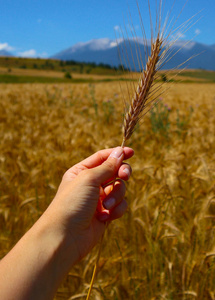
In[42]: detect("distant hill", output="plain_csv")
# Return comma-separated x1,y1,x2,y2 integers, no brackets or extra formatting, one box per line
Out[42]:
51,38,215,71
210,44,215,51
0,56,215,84
0,50,12,57
0,56,119,75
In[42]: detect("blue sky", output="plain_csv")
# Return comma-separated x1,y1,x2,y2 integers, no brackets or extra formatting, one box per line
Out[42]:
0,0,214,58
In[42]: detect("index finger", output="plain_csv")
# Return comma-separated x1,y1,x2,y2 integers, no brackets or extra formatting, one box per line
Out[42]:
78,147,134,169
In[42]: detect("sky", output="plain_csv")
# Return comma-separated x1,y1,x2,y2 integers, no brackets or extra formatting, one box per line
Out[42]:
0,0,215,58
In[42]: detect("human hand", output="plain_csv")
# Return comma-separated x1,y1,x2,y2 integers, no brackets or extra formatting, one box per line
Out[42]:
43,147,134,264
0,147,134,300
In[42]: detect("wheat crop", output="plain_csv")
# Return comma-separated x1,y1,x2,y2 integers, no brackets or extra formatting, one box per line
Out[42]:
0,82,215,299
1,1,215,299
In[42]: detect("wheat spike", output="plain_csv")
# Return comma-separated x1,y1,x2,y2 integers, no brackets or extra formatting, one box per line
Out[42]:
122,36,163,146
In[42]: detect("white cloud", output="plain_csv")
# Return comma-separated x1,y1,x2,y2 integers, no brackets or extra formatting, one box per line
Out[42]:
17,49,48,58
110,41,117,48
195,29,201,35
171,31,186,41
176,32,186,39
39,52,48,57
114,24,139,35
0,42,14,51
18,49,37,57
72,38,116,51
114,25,120,32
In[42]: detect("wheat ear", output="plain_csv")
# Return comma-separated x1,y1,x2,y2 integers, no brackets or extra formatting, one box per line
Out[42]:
122,36,163,146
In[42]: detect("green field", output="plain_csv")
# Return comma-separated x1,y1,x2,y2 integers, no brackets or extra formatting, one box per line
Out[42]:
0,56,123,75
0,57,215,84
179,70,215,82
0,73,128,84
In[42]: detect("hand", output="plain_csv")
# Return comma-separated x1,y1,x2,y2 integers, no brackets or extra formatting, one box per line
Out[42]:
43,147,134,263
0,147,134,300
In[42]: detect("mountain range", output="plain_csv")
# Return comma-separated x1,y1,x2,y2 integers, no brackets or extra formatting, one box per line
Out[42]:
1,38,215,71
0,49,12,57
52,38,215,71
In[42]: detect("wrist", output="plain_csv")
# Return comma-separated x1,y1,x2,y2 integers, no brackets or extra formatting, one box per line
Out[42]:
34,211,80,274
0,211,79,300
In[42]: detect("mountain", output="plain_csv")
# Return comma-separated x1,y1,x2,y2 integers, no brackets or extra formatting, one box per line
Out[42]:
0,49,12,57
210,44,215,51
52,38,121,66
52,38,215,71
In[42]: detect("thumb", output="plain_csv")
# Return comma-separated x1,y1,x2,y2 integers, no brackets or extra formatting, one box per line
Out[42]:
93,147,124,185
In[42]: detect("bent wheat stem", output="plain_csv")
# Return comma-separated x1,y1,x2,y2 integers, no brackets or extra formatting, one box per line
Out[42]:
86,223,107,300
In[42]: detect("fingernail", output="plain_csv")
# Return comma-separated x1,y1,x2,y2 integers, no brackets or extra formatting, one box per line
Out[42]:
103,197,115,210
98,213,109,222
123,168,130,177
110,147,123,159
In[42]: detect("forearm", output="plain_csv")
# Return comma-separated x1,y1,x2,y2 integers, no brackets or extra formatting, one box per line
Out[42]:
0,213,77,300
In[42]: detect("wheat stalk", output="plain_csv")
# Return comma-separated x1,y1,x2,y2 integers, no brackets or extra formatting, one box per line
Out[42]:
86,35,164,300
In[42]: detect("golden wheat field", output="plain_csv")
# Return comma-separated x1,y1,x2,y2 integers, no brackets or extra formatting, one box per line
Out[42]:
0,81,215,299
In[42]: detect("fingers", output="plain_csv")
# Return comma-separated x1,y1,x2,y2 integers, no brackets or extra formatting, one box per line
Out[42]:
91,147,134,186
65,147,134,182
101,163,132,192
92,147,124,185
118,163,132,181
103,180,126,210
76,147,134,170
97,199,128,222
97,180,128,222
109,199,128,221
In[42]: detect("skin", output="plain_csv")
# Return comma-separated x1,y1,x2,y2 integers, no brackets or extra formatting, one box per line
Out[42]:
0,147,134,300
